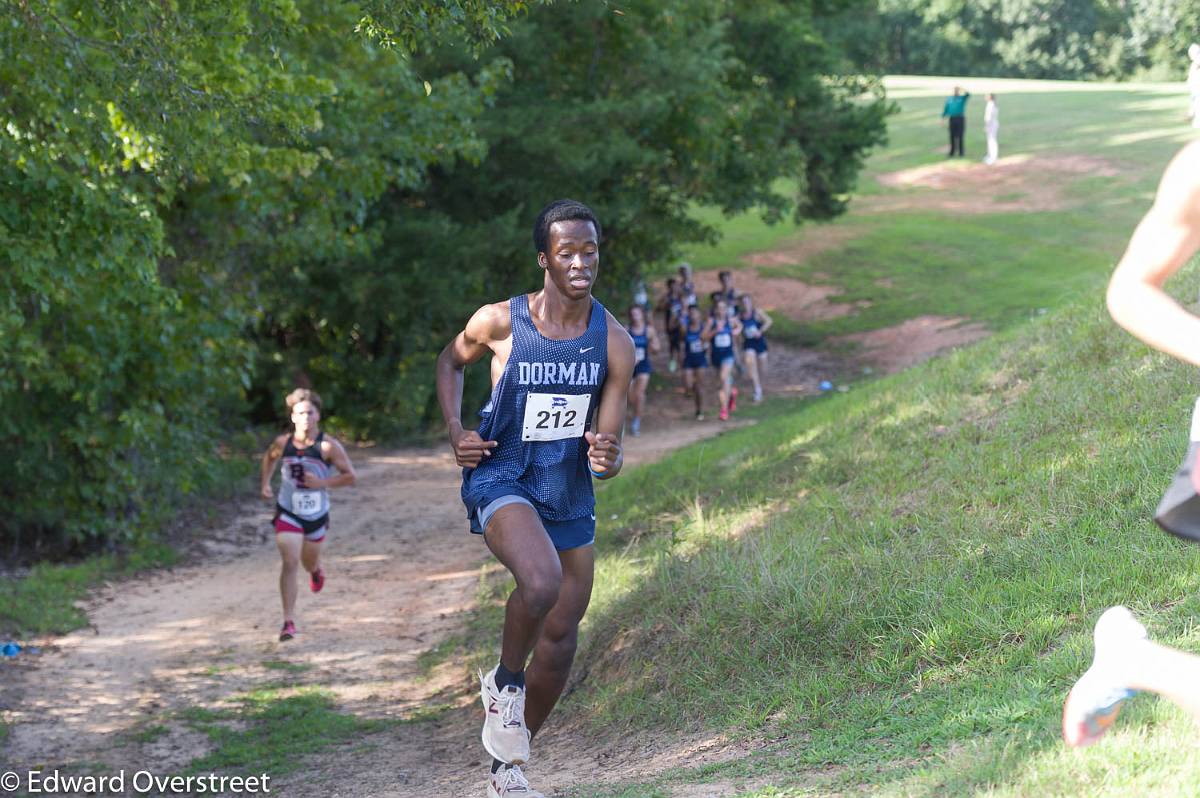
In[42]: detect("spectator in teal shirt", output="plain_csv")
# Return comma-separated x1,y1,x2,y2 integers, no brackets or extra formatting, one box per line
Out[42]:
942,86,970,157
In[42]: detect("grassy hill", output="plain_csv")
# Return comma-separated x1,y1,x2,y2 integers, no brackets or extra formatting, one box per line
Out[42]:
566,77,1200,795
675,76,1195,347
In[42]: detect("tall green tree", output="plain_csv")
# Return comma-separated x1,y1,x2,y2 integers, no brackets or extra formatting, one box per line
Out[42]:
2,0,542,550
252,0,892,435
843,0,1199,80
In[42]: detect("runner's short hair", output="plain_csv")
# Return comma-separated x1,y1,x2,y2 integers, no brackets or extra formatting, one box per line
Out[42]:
533,200,601,254
286,388,322,413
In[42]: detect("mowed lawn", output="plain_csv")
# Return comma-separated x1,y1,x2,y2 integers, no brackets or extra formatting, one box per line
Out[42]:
563,77,1200,796
677,75,1195,347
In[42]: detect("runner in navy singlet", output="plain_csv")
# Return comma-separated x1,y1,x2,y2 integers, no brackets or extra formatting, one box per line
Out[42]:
719,271,746,384
704,297,743,421
682,304,708,421
678,262,698,309
435,200,635,798
259,389,356,642
656,277,684,373
627,304,660,437
718,270,740,319
738,293,773,403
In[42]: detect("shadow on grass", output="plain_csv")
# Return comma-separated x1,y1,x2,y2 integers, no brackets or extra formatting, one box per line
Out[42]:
569,292,1200,795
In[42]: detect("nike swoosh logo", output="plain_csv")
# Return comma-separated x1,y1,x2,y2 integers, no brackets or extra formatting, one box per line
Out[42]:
580,346,595,353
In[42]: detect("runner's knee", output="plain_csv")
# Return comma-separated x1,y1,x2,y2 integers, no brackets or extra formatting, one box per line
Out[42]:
518,570,563,618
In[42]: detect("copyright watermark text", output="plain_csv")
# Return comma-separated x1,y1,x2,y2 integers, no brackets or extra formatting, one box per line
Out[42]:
1,770,271,795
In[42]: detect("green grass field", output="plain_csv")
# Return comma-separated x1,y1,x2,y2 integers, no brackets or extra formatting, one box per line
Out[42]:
561,76,1200,796
677,75,1195,349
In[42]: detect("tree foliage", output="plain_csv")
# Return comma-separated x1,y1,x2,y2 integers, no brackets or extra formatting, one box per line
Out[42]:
253,0,891,436
5,0,886,551
2,0,539,550
837,0,1200,80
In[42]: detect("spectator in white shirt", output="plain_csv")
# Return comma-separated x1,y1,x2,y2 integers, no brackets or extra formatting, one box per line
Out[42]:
983,94,999,165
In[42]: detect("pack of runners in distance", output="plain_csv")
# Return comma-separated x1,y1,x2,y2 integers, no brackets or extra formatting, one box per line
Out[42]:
632,263,774,431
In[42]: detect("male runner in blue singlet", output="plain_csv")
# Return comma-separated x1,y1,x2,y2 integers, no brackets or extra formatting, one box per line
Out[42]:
436,200,635,798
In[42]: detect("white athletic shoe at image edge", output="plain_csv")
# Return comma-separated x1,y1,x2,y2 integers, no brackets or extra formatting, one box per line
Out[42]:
480,666,531,765
488,765,544,798
1062,605,1147,748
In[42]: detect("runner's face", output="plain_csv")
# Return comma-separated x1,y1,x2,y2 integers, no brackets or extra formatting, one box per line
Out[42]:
540,220,598,300
292,401,319,433
741,295,753,313
630,306,643,326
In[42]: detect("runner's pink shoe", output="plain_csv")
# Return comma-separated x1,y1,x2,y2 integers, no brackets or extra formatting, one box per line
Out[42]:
730,387,738,412
310,568,325,593
279,620,297,642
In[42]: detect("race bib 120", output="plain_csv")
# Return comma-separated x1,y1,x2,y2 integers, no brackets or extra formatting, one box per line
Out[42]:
292,490,321,516
522,392,591,442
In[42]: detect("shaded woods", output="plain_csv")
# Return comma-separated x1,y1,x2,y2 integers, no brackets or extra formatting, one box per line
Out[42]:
3,0,887,550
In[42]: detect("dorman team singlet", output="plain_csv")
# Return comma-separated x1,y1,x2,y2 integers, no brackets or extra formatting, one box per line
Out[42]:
629,325,651,376
277,432,331,525
462,294,609,524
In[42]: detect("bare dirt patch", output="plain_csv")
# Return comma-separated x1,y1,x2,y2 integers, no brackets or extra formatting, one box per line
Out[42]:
834,315,991,373
0,424,759,795
872,153,1121,214
693,267,854,324
739,224,860,269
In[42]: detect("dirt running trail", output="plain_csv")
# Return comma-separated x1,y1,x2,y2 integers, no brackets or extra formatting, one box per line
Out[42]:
0,415,768,796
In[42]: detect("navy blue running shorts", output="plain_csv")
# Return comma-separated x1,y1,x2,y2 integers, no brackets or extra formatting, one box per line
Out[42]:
471,494,595,551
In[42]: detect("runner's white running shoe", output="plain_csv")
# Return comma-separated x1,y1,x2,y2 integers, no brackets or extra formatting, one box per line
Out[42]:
487,765,543,798
480,666,530,764
1062,605,1147,747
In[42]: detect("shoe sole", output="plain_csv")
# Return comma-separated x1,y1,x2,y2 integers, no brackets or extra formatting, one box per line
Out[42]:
480,674,529,765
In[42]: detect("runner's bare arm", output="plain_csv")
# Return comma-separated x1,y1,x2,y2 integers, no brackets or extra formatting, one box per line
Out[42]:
436,302,508,467
700,317,716,342
1108,141,1200,367
647,324,661,354
730,316,743,337
260,433,289,499
585,316,636,480
312,439,357,489
757,308,773,334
